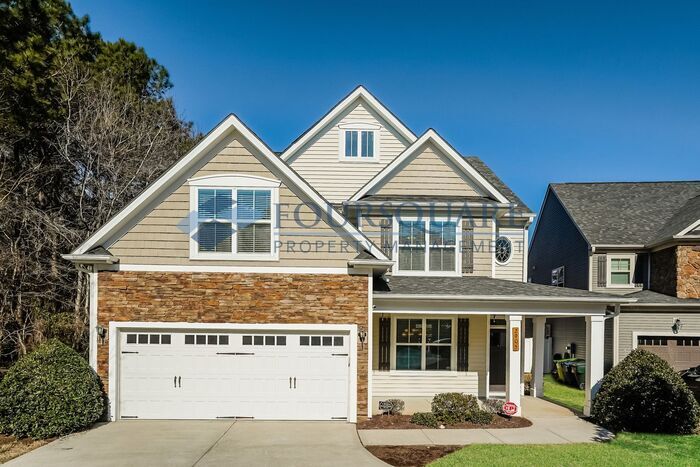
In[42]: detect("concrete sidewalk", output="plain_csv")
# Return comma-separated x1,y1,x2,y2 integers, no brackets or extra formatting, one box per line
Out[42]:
359,397,614,446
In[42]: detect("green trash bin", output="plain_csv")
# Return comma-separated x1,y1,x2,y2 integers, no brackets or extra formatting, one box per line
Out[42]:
573,361,586,390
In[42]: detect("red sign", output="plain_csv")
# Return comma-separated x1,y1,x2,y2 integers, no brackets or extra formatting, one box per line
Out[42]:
502,401,518,416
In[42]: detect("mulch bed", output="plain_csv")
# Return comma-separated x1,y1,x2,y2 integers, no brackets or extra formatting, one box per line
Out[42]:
357,414,532,430
0,434,52,464
366,445,462,467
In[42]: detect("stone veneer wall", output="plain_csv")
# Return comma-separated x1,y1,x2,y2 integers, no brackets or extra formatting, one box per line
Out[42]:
677,246,700,299
650,247,677,296
97,271,369,416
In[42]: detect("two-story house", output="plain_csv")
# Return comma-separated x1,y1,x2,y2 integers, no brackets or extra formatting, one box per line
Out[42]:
529,182,700,373
64,87,630,422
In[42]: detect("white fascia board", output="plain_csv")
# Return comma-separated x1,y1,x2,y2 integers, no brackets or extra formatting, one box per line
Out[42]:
350,130,510,204
62,254,118,264
591,244,646,250
373,293,636,304
281,86,416,162
676,218,700,237
621,302,700,308
70,114,389,261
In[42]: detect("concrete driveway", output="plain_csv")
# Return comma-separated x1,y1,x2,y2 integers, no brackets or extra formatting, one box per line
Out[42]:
7,421,386,467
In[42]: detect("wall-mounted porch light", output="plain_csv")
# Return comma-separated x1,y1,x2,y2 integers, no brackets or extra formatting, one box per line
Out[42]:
358,327,367,350
672,318,683,334
96,325,107,344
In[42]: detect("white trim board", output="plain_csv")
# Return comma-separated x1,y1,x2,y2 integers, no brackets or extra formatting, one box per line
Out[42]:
118,264,351,274
281,86,416,162
349,129,510,204
69,114,389,262
108,321,358,422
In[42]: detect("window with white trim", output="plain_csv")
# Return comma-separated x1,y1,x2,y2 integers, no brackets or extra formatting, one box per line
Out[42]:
395,318,453,371
607,254,635,287
189,175,279,260
341,129,377,160
396,219,458,275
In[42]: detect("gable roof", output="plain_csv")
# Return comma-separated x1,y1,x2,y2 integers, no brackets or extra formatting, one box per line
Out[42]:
350,129,522,208
69,114,389,261
280,86,416,162
550,181,700,247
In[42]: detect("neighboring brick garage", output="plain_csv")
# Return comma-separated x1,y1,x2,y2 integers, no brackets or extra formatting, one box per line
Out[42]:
97,271,369,418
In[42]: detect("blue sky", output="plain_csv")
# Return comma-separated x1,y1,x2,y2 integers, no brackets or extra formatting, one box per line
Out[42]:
71,1,700,213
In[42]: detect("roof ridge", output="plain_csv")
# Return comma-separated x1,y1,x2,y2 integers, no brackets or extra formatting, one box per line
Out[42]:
552,180,700,185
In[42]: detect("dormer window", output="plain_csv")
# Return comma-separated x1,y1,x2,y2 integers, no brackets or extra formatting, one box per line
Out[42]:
339,124,380,161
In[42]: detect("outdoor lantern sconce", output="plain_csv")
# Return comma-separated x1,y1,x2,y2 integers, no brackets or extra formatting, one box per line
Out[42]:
672,319,683,334
96,325,107,345
358,328,367,350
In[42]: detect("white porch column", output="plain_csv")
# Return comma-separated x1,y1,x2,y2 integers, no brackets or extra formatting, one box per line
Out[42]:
506,315,522,416
532,317,546,398
584,314,605,416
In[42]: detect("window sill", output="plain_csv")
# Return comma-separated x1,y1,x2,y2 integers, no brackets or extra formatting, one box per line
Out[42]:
189,254,280,262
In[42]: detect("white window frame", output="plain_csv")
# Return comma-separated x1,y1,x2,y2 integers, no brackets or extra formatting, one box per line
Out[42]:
338,122,381,162
606,253,636,288
393,216,462,276
391,316,457,371
494,235,513,265
188,174,280,261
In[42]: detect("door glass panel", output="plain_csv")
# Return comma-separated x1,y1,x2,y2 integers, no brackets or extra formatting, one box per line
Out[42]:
322,336,332,346
185,335,195,345
218,335,229,345
196,335,206,345
300,336,309,346
126,334,136,344
253,336,263,345
265,336,275,345
276,336,286,346
149,334,160,344
311,336,321,346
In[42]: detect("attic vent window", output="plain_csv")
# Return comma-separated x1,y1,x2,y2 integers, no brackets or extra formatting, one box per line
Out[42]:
495,236,512,264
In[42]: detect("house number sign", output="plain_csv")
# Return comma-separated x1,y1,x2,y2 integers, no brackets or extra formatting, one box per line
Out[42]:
512,327,520,351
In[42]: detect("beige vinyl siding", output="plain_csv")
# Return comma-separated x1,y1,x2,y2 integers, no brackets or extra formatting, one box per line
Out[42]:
359,215,493,277
494,226,525,282
108,133,360,267
371,313,488,408
373,142,483,198
590,253,643,295
618,311,700,361
549,317,586,359
288,101,410,203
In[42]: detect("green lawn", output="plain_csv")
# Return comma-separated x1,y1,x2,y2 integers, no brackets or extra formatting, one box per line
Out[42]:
430,375,700,466
542,373,585,414
430,432,700,466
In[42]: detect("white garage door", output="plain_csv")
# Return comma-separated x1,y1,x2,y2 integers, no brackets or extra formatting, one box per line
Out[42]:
118,328,350,420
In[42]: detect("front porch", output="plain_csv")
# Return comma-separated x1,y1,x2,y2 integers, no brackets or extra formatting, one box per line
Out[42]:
368,275,635,418
369,312,606,417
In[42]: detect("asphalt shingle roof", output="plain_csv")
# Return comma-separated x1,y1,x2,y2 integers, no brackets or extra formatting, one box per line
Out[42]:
623,290,700,305
551,181,700,246
374,275,625,300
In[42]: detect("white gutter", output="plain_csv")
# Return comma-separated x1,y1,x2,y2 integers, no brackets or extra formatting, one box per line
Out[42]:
621,302,700,308
591,244,645,253
374,293,637,304
347,259,394,268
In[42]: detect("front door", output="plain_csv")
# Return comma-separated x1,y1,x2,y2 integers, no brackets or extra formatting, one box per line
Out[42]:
489,329,506,386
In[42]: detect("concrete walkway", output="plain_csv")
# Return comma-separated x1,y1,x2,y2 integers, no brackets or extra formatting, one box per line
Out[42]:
8,420,386,467
359,397,614,446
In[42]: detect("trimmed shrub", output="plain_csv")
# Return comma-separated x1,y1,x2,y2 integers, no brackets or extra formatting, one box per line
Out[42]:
383,399,405,415
410,412,439,428
0,339,105,439
468,410,494,425
481,398,505,415
431,393,480,424
592,349,700,434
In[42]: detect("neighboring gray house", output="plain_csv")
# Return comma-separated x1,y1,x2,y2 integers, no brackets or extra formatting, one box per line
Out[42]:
529,181,700,372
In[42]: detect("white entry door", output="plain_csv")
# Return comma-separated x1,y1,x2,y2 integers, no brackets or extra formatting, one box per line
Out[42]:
118,328,351,420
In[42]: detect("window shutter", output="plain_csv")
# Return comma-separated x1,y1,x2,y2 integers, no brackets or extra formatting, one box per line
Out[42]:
380,217,393,260
457,318,469,371
461,220,474,274
597,255,607,287
378,317,391,371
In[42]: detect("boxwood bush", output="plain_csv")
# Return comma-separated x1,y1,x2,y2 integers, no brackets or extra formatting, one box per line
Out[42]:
0,339,105,439
410,412,439,428
430,392,493,425
592,349,700,434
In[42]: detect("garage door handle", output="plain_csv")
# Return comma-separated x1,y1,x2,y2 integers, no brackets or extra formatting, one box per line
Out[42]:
289,377,292,389
293,377,296,389
174,376,177,388
178,376,181,388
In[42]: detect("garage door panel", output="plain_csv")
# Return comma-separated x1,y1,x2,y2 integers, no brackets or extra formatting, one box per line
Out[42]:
638,335,700,371
118,328,351,421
